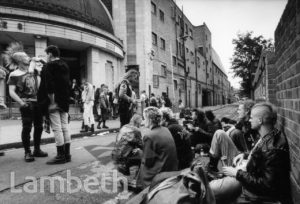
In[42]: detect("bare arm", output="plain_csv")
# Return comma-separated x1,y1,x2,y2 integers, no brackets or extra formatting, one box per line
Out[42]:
9,85,26,106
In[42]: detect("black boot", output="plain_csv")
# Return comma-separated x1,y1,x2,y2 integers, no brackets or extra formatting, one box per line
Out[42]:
46,146,66,165
33,127,48,157
102,121,109,129
97,121,101,129
64,143,71,162
207,155,219,172
81,121,85,130
33,149,48,157
80,125,89,133
90,124,95,133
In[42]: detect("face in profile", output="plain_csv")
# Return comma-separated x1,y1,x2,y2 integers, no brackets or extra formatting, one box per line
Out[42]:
249,108,261,130
143,113,151,128
237,104,246,120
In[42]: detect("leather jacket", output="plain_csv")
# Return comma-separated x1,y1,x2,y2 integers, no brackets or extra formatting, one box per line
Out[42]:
236,129,291,203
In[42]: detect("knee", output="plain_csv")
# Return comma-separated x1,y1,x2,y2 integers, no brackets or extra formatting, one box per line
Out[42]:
214,130,228,141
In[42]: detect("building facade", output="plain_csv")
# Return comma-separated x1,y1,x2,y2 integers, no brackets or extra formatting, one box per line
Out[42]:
0,0,125,104
113,0,231,108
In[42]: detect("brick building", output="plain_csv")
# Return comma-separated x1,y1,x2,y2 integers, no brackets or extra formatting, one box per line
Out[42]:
254,0,300,202
113,0,231,108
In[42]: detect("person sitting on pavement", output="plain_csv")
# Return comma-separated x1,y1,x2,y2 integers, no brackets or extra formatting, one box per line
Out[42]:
188,109,215,150
137,107,178,189
205,110,222,132
205,100,255,177
220,117,237,132
210,102,291,204
112,114,143,176
160,107,194,170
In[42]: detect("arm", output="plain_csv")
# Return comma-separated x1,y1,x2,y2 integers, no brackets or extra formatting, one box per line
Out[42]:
45,64,56,104
9,85,27,107
100,94,108,109
142,136,156,168
85,84,94,102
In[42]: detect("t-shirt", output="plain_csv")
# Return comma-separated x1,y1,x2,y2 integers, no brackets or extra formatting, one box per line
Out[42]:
7,69,39,100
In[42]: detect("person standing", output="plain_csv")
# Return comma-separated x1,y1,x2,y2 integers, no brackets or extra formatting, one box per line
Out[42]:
80,79,95,133
117,79,133,127
43,45,71,165
94,86,102,129
99,84,109,129
6,42,48,162
149,93,157,107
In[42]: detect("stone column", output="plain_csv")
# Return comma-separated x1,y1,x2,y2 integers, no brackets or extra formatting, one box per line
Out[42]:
86,47,104,88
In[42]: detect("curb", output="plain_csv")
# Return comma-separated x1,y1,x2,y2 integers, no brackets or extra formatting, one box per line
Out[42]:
0,128,120,151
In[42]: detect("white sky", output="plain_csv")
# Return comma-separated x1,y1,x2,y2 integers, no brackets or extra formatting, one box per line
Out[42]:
176,0,287,89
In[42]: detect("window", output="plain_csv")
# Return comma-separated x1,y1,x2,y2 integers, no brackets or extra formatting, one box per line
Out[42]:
160,38,166,50
185,23,188,34
159,10,164,22
180,78,185,89
174,80,178,90
176,40,179,55
189,29,193,38
151,2,157,15
152,32,157,45
161,65,167,77
172,56,177,66
186,47,189,53
153,75,159,88
190,51,194,56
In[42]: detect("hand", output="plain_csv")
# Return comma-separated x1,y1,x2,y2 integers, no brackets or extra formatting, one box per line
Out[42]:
132,148,142,156
20,101,28,108
222,166,238,177
233,153,244,167
48,103,58,113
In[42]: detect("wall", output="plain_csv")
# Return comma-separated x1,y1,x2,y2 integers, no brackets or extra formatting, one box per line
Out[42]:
274,0,300,202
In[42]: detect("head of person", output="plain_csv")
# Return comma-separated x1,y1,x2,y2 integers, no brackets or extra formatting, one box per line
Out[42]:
249,102,277,131
101,84,108,93
72,79,76,84
160,107,174,126
45,45,60,62
192,109,206,124
129,114,143,128
4,42,30,70
237,100,255,121
81,78,87,86
143,107,162,129
151,93,155,97
178,99,182,104
141,90,146,94
205,110,215,121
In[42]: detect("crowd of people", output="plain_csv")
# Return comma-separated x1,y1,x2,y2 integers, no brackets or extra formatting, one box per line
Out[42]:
113,100,291,204
1,41,292,203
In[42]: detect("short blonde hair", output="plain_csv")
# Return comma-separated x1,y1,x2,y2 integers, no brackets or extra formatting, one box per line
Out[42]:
143,106,162,125
160,107,174,121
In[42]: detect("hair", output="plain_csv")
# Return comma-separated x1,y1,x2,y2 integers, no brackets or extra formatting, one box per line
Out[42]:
221,117,236,125
3,42,26,70
129,113,143,128
143,106,162,126
151,93,155,97
160,107,174,121
240,100,255,119
45,45,60,57
192,108,206,124
252,102,277,126
205,110,215,121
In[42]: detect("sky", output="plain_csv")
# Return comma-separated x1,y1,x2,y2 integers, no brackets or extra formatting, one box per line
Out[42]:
176,0,287,89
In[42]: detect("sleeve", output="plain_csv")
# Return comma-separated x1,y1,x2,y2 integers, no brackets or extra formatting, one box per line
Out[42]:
7,74,17,85
100,94,107,109
85,84,94,101
236,149,288,194
119,86,132,103
230,129,247,152
45,64,55,94
142,136,157,168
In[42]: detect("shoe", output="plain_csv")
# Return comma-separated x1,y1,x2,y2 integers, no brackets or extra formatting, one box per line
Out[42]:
80,125,89,133
46,146,66,165
97,123,101,129
33,149,48,157
64,143,71,163
25,153,35,162
90,124,95,133
102,125,109,129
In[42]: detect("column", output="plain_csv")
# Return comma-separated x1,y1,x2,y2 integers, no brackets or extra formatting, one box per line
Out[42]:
35,37,47,60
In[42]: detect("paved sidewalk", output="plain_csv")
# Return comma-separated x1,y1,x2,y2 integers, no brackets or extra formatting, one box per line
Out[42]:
0,119,120,147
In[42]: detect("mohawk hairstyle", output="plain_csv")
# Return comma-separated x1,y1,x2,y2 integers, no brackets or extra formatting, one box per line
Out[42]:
3,42,25,71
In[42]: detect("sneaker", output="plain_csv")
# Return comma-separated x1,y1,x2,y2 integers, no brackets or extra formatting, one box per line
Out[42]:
33,149,48,157
25,153,35,162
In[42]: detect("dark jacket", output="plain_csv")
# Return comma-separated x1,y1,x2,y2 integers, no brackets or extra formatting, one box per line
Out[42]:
138,126,178,189
167,119,193,170
37,66,49,116
236,129,291,203
45,59,70,112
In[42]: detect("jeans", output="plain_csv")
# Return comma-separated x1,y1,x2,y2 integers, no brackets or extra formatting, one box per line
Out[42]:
83,102,95,126
209,129,239,166
20,102,43,153
49,110,70,146
210,176,242,204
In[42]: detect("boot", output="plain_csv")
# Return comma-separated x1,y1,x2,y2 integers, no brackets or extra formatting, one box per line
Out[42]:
90,124,95,133
33,149,48,157
64,143,71,162
97,121,101,129
102,121,109,129
205,155,222,181
81,121,85,130
46,146,66,165
80,125,89,133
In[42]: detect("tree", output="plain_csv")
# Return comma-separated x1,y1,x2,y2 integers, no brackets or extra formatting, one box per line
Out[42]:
231,31,273,97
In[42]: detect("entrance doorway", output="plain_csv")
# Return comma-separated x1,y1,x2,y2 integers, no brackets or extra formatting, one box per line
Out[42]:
60,49,81,85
